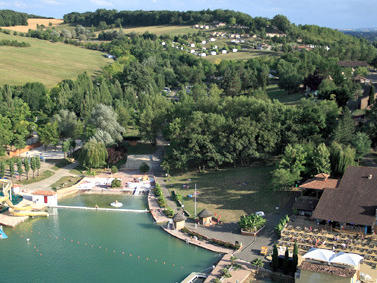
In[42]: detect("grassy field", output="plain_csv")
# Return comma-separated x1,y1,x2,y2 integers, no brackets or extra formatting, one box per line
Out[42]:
2,18,64,33
0,32,111,87
97,25,196,36
165,166,293,222
16,170,54,185
51,176,83,191
267,84,305,105
204,50,278,63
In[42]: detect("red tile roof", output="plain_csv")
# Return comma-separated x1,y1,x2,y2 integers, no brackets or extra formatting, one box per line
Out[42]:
299,177,339,190
32,190,56,196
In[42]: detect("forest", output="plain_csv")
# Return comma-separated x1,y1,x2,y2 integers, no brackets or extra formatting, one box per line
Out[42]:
1,9,377,190
0,10,28,26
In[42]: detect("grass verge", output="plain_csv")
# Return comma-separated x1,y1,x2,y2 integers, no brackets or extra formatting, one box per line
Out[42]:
50,176,83,191
17,170,54,185
165,166,293,222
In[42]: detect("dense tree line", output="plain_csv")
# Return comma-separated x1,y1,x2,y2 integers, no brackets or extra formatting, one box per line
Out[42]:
63,9,256,29
0,39,30,47
0,10,28,26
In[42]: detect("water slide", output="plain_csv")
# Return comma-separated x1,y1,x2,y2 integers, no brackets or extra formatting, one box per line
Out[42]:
0,179,48,217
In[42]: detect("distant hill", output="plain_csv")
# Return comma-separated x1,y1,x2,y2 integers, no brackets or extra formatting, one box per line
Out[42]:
342,30,377,42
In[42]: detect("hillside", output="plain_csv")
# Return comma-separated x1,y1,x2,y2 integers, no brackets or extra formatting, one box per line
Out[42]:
0,32,111,87
3,18,64,32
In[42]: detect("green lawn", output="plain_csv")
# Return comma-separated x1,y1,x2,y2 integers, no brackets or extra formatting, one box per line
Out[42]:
17,170,54,185
165,166,293,222
0,32,112,87
50,176,83,191
204,50,278,63
267,84,305,105
97,25,196,36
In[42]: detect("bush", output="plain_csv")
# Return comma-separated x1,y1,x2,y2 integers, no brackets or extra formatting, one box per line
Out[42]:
239,214,266,232
275,214,290,237
139,162,150,173
111,165,118,173
164,207,174,217
251,258,264,268
111,179,122,188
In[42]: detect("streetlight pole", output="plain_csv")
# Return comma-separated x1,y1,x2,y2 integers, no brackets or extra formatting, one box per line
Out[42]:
194,184,197,229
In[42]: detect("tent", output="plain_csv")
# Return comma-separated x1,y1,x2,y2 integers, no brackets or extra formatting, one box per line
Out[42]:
330,252,363,267
302,248,335,262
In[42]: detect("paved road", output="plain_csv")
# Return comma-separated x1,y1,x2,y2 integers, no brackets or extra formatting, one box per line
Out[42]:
22,162,78,192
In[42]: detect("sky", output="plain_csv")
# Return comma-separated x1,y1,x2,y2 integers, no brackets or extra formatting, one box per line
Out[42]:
0,0,375,29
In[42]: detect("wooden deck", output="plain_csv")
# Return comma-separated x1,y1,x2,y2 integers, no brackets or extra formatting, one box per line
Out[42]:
0,213,28,227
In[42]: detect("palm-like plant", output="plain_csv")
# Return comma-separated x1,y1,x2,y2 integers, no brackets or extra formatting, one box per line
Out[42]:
239,214,266,232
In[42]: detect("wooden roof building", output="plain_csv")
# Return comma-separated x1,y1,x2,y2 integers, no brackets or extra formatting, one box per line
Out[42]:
312,166,377,227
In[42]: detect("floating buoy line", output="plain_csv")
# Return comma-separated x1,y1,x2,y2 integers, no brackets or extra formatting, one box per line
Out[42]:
10,227,220,270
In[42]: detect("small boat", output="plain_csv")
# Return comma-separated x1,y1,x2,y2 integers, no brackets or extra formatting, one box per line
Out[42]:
0,228,8,240
110,200,123,208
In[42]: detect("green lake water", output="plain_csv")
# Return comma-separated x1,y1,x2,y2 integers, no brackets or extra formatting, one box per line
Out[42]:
0,195,220,283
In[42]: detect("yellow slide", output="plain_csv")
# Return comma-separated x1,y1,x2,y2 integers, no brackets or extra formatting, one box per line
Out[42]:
0,179,48,217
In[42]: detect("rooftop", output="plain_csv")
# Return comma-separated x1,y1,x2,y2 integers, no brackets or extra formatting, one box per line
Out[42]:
299,261,356,278
32,190,56,196
312,166,377,226
299,174,339,191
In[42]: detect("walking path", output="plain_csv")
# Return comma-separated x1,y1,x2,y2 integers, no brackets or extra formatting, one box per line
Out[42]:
163,227,233,254
148,191,170,224
22,162,78,192
205,254,255,283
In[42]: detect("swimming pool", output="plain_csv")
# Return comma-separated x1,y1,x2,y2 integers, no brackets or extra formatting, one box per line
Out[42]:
0,194,220,282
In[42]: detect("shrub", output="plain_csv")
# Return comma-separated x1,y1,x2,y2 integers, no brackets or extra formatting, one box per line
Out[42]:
139,162,150,173
221,267,232,278
275,214,290,237
164,207,174,217
239,214,266,232
111,179,122,188
111,165,118,173
154,187,162,196
251,258,264,268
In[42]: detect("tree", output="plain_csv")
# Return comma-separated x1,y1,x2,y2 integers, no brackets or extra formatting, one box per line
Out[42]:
16,159,23,180
38,122,59,150
53,110,79,139
0,161,5,178
62,139,71,159
369,85,375,106
35,156,41,176
272,144,307,190
277,60,303,93
30,157,36,178
78,140,108,170
332,108,355,145
89,104,125,145
23,158,30,180
353,132,371,160
272,244,279,271
330,142,356,176
312,143,331,175
293,242,298,272
283,248,290,274
9,159,14,181
271,15,291,33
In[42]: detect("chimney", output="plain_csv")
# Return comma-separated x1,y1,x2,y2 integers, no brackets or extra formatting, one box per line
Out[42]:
368,174,373,180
